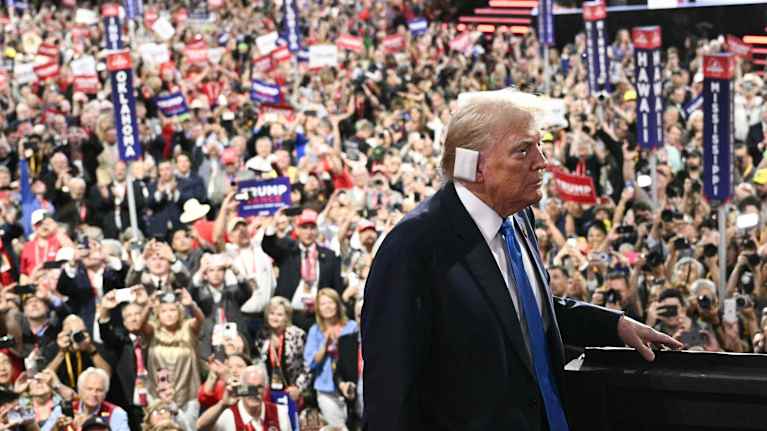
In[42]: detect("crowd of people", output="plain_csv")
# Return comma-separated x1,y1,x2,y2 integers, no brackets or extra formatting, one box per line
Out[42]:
0,0,762,430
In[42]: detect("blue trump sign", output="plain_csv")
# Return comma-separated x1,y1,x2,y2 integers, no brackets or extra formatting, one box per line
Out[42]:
236,177,291,217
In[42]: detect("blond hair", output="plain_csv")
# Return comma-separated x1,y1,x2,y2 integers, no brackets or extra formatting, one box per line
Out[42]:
264,296,293,331
315,288,348,332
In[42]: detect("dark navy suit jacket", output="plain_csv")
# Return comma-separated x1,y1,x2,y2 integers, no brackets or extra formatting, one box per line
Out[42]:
362,182,623,431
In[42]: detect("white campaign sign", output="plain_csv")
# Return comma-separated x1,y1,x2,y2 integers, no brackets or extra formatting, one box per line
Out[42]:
13,62,36,84
139,43,170,65
75,8,99,25
308,44,338,68
70,55,97,76
256,32,279,55
152,16,176,41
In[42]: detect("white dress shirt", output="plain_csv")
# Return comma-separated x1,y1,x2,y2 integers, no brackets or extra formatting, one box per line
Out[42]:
455,183,549,350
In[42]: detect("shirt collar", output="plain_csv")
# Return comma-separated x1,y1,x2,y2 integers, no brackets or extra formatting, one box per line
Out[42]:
455,182,503,246
237,400,265,426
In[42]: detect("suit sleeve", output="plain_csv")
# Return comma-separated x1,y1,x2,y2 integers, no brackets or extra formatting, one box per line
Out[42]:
362,230,430,431
554,297,624,347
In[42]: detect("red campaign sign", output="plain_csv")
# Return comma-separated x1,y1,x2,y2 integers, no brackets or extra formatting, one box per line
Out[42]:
37,43,59,59
144,7,159,28
73,74,99,94
552,168,597,204
107,50,132,72
33,62,60,80
101,3,120,17
208,0,224,10
582,1,606,22
337,34,364,53
703,53,735,80
252,54,273,73
382,34,405,54
450,32,471,52
184,43,209,64
631,26,662,50
270,46,291,65
726,34,752,59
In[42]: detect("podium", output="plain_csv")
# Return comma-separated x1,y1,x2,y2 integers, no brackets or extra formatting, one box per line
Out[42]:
563,347,767,431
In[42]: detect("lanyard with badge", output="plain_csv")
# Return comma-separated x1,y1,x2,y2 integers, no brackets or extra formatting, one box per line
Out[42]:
269,334,286,391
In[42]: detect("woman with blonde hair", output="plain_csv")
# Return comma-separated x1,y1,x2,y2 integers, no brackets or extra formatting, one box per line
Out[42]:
254,296,308,402
143,289,205,424
303,289,358,428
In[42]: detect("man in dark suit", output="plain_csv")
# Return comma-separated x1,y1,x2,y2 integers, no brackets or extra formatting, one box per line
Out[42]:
98,288,151,431
362,90,682,431
262,208,343,330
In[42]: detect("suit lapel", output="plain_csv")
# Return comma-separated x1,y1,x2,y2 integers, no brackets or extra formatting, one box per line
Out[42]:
443,183,534,377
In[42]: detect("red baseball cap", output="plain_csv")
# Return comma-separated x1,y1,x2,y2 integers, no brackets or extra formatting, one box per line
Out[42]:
357,219,376,233
221,147,239,165
296,209,318,227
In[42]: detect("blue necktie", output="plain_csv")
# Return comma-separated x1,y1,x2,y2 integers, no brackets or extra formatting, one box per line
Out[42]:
500,218,569,431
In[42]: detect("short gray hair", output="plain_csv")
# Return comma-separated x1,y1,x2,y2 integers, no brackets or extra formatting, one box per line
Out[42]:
240,363,267,384
690,279,716,298
77,367,110,393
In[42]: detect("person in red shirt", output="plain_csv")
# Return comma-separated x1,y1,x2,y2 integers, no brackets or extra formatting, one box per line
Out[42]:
19,210,68,277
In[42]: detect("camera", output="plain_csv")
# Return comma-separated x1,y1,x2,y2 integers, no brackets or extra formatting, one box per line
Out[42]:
71,330,86,344
233,385,262,397
698,295,712,310
159,292,177,304
0,335,14,349
61,400,74,418
673,237,690,250
746,253,761,268
642,250,664,272
735,294,752,310
604,289,622,305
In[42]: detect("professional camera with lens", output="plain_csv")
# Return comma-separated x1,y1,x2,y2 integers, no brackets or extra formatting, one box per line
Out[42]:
233,385,261,397
70,330,86,344
697,295,712,311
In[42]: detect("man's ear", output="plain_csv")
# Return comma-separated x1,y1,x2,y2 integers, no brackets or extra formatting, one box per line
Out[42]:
474,153,485,183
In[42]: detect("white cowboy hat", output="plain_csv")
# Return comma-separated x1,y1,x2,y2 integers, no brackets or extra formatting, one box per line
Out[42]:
180,198,211,224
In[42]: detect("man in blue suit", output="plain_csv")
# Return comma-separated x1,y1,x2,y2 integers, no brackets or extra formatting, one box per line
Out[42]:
362,90,682,431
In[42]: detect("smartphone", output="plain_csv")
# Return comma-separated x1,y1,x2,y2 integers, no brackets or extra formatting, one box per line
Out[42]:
283,206,303,217
736,213,759,230
114,288,134,304
679,329,705,348
14,284,36,295
656,304,678,318
213,344,227,362
222,322,238,339
637,174,652,188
